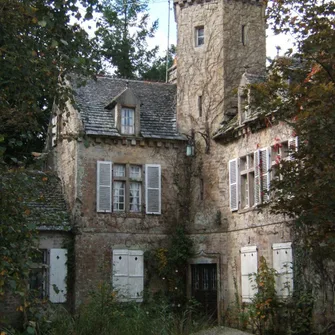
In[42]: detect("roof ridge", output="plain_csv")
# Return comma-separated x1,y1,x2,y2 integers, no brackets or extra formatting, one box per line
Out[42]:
96,76,176,86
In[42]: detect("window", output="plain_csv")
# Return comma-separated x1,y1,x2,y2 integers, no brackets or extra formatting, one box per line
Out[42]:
240,154,255,209
195,26,204,47
198,95,203,117
112,249,144,302
272,243,293,297
29,248,67,303
97,161,161,214
229,138,298,211
229,148,270,211
241,246,258,302
241,25,247,46
121,107,135,135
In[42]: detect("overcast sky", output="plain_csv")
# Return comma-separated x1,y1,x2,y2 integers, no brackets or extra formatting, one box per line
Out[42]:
148,0,294,59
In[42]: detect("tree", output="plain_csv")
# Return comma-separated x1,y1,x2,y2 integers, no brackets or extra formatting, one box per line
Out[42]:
250,0,335,332
141,45,176,82
96,0,158,78
0,0,101,164
0,0,101,327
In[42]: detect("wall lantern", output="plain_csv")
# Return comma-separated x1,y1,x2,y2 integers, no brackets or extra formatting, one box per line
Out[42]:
186,129,195,157
186,143,195,157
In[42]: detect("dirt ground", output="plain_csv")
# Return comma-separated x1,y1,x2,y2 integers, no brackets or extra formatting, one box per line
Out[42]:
192,326,253,335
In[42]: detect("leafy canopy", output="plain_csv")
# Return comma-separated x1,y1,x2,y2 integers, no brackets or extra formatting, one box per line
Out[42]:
0,0,101,164
96,0,159,79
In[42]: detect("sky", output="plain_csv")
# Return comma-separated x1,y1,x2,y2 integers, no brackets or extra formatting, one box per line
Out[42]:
147,0,294,59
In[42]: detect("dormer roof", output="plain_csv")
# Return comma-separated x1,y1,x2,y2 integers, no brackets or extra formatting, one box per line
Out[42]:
73,76,185,140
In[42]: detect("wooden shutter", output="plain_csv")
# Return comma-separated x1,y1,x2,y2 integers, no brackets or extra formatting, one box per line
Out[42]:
112,249,144,302
49,249,67,303
260,148,271,202
97,161,112,212
273,243,293,297
241,246,258,302
145,164,161,214
229,159,238,211
254,151,261,205
113,249,129,299
128,250,144,302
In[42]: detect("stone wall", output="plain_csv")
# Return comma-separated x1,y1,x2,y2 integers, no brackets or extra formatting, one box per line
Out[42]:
66,137,188,305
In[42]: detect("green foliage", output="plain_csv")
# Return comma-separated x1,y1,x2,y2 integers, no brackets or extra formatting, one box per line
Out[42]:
141,45,176,82
145,225,193,308
249,0,335,331
2,282,211,335
0,0,101,163
246,257,279,335
97,0,158,79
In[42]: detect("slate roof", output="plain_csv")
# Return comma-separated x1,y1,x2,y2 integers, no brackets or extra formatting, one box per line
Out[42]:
73,76,185,140
1,171,71,231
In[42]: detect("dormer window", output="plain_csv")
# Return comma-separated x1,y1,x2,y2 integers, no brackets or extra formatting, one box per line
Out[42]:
121,107,135,135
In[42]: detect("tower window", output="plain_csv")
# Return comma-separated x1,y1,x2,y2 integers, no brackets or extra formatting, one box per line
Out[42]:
195,26,204,47
242,25,247,46
198,95,203,117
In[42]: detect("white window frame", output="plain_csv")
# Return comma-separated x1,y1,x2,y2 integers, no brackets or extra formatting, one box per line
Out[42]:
97,162,161,215
195,26,204,47
121,107,135,135
239,153,255,209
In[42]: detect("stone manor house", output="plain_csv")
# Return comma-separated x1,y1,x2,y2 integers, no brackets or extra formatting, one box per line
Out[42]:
31,0,297,321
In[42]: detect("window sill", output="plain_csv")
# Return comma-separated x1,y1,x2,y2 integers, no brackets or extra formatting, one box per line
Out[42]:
97,212,145,218
238,206,258,214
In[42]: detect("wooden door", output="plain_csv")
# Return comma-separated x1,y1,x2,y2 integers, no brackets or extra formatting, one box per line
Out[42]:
191,264,217,320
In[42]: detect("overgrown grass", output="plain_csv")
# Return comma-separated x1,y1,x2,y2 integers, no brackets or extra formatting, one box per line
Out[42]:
1,283,214,335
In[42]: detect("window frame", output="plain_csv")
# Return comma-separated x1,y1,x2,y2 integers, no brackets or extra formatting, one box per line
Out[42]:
113,164,143,213
121,107,135,135
195,26,204,47
229,139,298,211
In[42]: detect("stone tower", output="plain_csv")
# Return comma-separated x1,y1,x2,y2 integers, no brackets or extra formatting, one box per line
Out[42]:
173,0,266,135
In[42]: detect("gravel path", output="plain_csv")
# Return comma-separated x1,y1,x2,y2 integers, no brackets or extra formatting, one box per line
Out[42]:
192,326,253,335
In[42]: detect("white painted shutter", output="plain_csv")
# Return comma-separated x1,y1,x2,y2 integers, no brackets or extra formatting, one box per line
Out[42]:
113,250,129,299
260,148,271,202
273,243,293,297
145,164,161,214
49,249,67,303
229,159,238,211
51,115,57,146
97,161,112,212
254,151,261,205
112,250,144,302
128,250,144,302
288,137,298,160
241,246,258,302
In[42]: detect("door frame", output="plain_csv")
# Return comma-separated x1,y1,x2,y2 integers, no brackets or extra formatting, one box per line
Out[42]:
188,250,221,323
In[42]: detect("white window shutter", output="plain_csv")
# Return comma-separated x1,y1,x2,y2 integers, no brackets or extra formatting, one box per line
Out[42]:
51,115,57,146
229,159,238,211
288,137,298,160
112,249,144,302
49,249,67,303
273,243,293,297
241,246,258,302
254,151,261,205
128,250,144,302
97,161,112,212
145,164,161,214
260,148,271,202
113,250,129,299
